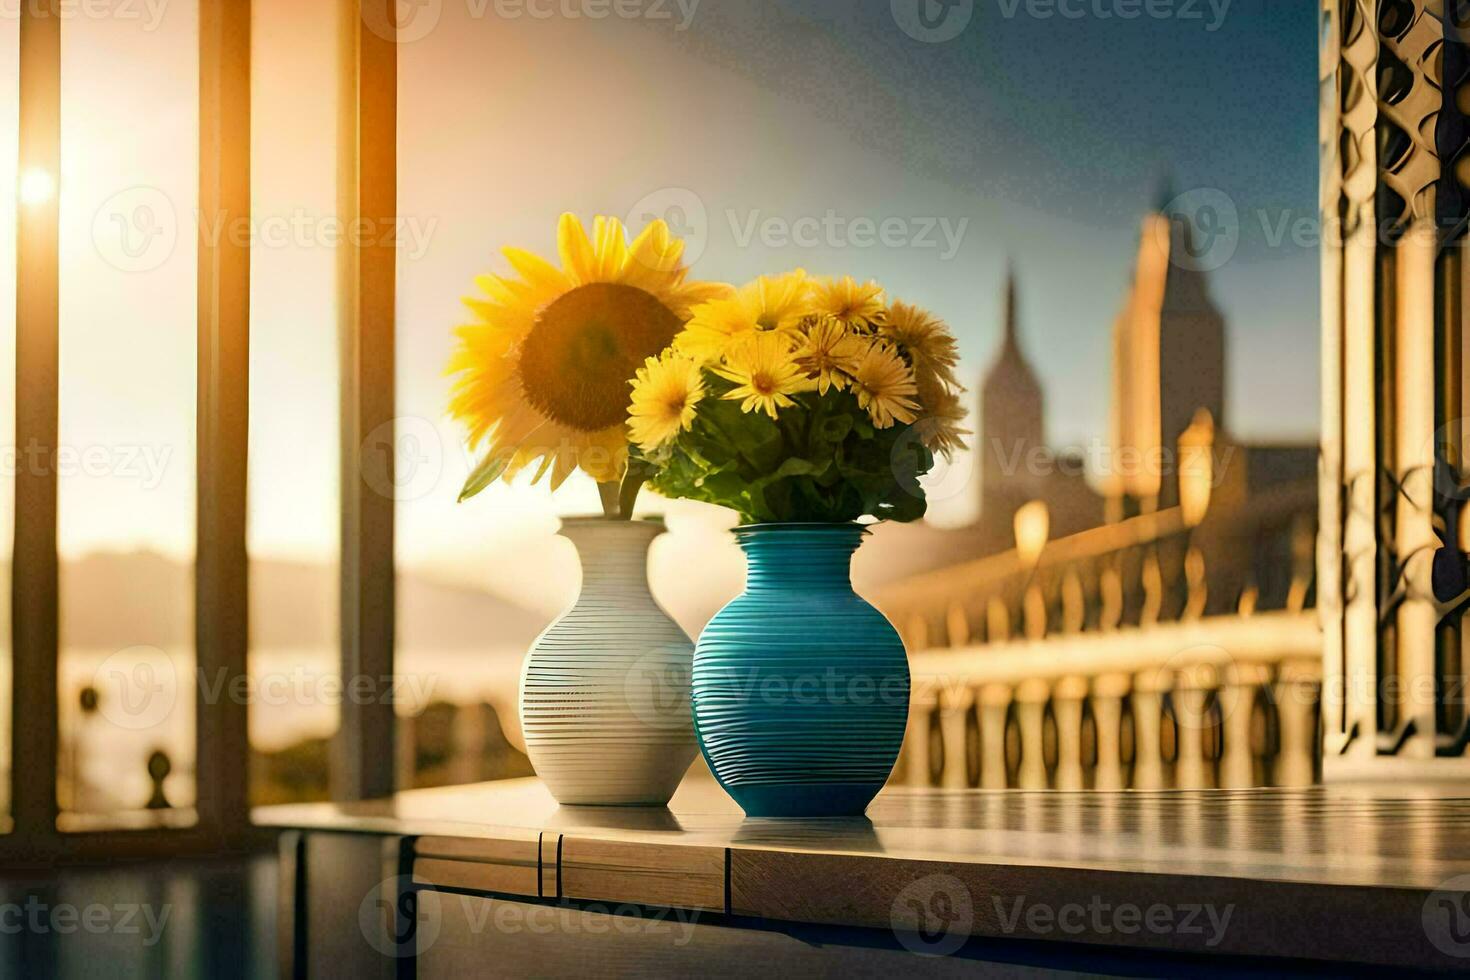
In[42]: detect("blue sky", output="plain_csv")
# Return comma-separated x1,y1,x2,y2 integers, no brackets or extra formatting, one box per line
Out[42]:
0,0,1319,570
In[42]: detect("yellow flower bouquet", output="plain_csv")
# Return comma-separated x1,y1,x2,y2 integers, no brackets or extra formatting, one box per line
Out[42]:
447,213,727,517
628,269,969,524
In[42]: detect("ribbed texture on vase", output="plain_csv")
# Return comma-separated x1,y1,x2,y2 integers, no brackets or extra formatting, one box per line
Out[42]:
522,518,696,805
692,523,910,817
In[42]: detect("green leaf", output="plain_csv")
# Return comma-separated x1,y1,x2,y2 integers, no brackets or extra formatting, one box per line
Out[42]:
642,375,941,524
457,452,509,502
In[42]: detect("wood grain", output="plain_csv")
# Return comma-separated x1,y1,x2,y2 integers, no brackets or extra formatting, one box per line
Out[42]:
561,837,725,913
730,850,1449,969
417,893,1005,979
412,833,541,897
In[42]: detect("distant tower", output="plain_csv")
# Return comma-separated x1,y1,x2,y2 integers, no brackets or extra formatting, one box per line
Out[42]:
1108,193,1227,518
980,264,1046,529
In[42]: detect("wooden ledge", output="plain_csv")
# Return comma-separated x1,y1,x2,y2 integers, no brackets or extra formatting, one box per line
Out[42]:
256,776,1470,970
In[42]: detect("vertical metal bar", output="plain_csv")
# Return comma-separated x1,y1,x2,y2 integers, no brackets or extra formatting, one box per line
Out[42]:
334,0,397,801
1378,3,1447,758
1337,0,1380,758
1395,227,1438,758
11,0,61,841
1317,0,1346,754
196,0,252,834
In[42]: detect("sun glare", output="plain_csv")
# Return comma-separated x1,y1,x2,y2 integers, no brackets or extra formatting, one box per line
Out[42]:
18,167,54,206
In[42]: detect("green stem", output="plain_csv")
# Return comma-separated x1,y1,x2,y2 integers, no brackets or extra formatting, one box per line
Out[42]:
618,458,654,519
596,481,620,519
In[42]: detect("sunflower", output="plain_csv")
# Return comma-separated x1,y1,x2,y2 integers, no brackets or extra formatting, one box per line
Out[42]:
880,299,961,390
628,352,705,452
793,316,864,394
676,269,814,362
848,342,921,428
714,331,816,419
813,275,885,331
448,213,728,500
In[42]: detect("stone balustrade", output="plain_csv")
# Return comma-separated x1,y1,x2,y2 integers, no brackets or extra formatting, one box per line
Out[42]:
895,613,1321,790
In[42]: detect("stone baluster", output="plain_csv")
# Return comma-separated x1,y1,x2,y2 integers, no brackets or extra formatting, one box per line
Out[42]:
1286,516,1314,614
1172,662,1216,790
1099,563,1124,631
1183,547,1207,620
902,695,937,788
1015,678,1051,789
945,602,971,648
986,596,1010,644
1140,550,1164,626
1061,570,1086,633
1091,673,1131,790
938,685,974,789
1052,676,1088,791
905,614,930,653
1274,658,1320,787
1218,663,1267,788
1130,667,1167,790
977,683,1012,789
1023,581,1048,641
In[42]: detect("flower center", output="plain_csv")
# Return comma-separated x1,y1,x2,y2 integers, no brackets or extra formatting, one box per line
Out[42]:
519,283,683,432
751,372,777,396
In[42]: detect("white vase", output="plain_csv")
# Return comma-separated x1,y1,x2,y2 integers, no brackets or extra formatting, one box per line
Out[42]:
520,517,696,805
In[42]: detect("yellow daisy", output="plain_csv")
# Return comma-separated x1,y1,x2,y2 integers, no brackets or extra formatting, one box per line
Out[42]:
848,342,921,428
913,384,970,459
880,299,961,390
448,213,728,498
813,275,885,331
675,269,814,362
628,352,705,452
793,316,864,394
714,331,816,419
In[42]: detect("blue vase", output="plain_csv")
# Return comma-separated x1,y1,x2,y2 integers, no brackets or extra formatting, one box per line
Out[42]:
692,522,910,817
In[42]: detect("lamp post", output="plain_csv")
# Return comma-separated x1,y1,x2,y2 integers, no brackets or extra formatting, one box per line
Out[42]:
1178,409,1215,530
1014,500,1050,569
1014,500,1050,641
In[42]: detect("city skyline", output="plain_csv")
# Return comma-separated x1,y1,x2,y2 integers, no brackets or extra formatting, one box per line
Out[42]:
0,1,1319,583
